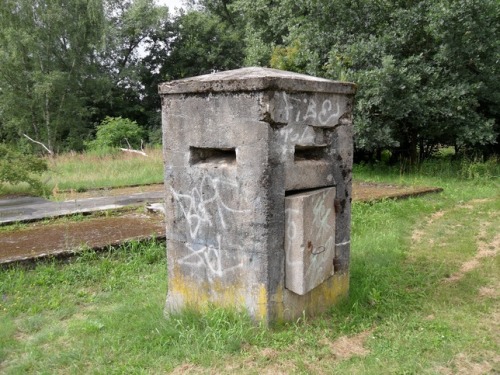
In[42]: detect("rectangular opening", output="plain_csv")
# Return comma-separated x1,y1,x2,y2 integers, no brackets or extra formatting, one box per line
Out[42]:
294,145,326,162
190,147,236,165
285,185,335,197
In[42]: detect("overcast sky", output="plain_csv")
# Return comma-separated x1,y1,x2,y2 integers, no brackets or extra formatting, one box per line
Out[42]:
155,0,186,11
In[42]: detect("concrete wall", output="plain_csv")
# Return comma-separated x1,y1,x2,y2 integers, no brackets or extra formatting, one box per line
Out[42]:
159,67,356,323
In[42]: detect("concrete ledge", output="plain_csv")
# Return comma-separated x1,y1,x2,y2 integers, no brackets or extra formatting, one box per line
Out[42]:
159,67,356,95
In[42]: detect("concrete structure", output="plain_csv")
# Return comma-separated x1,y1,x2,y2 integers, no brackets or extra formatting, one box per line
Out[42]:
159,67,356,323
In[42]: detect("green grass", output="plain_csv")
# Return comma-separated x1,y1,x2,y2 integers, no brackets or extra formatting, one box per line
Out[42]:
46,147,164,192
0,159,499,373
0,147,164,197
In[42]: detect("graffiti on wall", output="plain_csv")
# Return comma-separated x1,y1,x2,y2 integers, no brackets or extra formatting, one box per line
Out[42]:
171,173,248,281
281,92,341,126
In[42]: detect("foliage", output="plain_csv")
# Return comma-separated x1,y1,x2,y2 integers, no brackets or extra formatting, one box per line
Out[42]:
0,144,48,193
238,0,500,163
0,0,167,152
0,0,106,152
91,0,168,130
143,6,244,83
86,116,145,151
344,0,499,163
1,0,498,161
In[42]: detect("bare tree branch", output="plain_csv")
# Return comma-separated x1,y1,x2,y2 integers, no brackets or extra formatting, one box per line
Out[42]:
124,137,132,149
119,148,148,157
23,133,53,155
121,138,147,156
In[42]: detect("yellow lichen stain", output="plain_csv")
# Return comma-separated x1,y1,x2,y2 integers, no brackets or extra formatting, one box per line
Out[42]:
166,270,349,323
167,272,248,312
278,272,349,321
256,284,268,321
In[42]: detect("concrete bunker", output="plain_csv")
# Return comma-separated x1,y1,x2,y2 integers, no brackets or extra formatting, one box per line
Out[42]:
159,67,356,323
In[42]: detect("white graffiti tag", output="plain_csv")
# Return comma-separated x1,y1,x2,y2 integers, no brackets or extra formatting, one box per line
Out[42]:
179,234,243,283
171,175,248,239
278,126,315,157
312,193,333,241
282,92,340,126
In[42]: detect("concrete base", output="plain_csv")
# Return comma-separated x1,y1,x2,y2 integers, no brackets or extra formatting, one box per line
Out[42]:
165,269,349,323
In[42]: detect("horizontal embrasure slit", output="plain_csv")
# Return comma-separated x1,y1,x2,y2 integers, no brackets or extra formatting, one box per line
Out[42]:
284,185,335,197
294,145,327,162
190,147,236,165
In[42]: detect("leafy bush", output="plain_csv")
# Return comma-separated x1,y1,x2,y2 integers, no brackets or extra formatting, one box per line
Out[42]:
0,144,48,193
87,117,145,151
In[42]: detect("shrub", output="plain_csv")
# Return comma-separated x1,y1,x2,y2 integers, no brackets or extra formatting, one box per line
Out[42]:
0,144,48,193
87,117,145,151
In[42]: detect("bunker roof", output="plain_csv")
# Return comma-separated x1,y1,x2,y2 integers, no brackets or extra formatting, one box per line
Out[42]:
158,67,356,95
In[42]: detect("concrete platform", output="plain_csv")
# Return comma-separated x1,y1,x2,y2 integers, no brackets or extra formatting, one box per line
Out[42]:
0,191,164,225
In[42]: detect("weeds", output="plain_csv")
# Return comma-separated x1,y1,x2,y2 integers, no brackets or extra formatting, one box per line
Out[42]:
356,155,499,182
44,147,164,192
0,147,164,197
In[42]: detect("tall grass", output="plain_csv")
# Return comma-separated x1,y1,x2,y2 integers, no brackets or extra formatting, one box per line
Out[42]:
44,147,164,192
0,147,164,197
355,155,499,183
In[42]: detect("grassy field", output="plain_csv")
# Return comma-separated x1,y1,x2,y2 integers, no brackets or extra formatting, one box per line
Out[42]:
0,148,164,197
0,158,499,373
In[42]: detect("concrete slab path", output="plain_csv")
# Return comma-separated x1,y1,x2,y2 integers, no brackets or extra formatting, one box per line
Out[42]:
0,213,164,264
0,191,164,225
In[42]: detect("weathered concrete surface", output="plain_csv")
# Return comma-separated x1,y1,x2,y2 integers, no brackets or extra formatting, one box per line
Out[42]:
285,187,336,295
160,67,356,322
0,213,164,264
0,191,164,225
158,67,355,96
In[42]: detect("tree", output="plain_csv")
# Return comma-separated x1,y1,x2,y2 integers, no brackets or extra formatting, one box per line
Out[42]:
344,0,498,163
157,9,245,80
92,0,168,127
139,4,245,133
0,0,168,152
234,0,499,163
0,0,106,152
86,116,145,150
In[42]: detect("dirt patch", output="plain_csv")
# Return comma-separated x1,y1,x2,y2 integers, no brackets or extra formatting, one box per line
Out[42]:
445,220,499,283
428,210,445,223
411,210,446,245
352,181,442,202
479,286,499,298
436,352,500,375
0,213,164,263
320,330,372,360
412,229,425,243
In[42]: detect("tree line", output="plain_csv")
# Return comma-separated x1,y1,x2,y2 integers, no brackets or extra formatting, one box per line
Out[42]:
0,0,498,163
